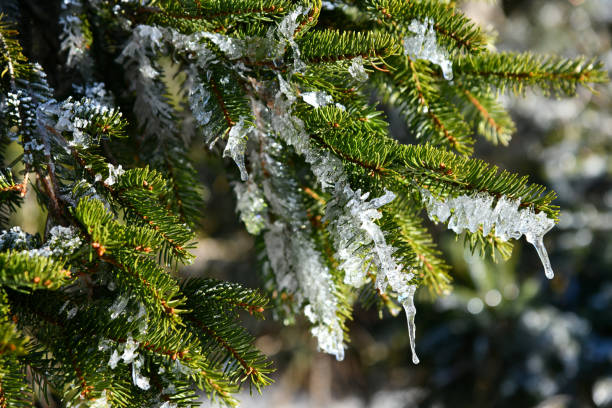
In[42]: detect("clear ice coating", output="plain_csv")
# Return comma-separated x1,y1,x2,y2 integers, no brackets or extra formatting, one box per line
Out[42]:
403,18,453,81
348,56,369,82
255,132,345,360
421,189,556,279
267,83,419,363
223,117,251,181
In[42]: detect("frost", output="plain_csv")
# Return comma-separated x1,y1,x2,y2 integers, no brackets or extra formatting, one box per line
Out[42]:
275,6,310,73
234,180,267,234
348,56,369,82
132,356,151,390
223,116,251,181
421,189,556,279
324,183,419,364
59,0,93,71
104,164,125,186
264,85,419,362
301,91,333,108
403,18,453,81
44,225,82,256
188,78,212,128
0,226,36,251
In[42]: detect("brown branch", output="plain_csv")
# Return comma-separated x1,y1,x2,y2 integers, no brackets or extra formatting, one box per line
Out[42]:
462,89,502,132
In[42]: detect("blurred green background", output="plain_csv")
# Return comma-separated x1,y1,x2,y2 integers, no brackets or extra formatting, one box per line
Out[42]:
8,0,612,407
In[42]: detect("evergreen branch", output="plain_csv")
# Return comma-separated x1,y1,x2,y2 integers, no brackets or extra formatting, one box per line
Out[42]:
73,198,185,321
182,279,272,388
297,29,400,64
381,56,473,154
147,0,292,21
299,106,559,217
454,52,609,96
0,252,71,292
0,355,31,408
0,169,24,228
452,84,515,146
386,198,451,294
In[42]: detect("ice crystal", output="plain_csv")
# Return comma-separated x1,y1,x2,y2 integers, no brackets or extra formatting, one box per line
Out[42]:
188,78,212,128
132,356,151,390
116,25,176,141
104,164,125,186
223,117,251,181
301,91,333,108
233,180,267,234
421,189,556,279
348,56,369,82
109,296,129,319
121,336,139,364
403,18,453,81
266,83,420,362
202,32,245,60
108,350,120,369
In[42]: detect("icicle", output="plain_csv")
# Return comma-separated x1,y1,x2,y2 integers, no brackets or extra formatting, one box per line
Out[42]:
399,285,419,364
526,233,555,279
421,189,556,279
403,18,453,81
223,117,251,181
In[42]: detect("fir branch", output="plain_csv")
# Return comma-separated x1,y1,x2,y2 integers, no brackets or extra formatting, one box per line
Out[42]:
454,52,609,96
